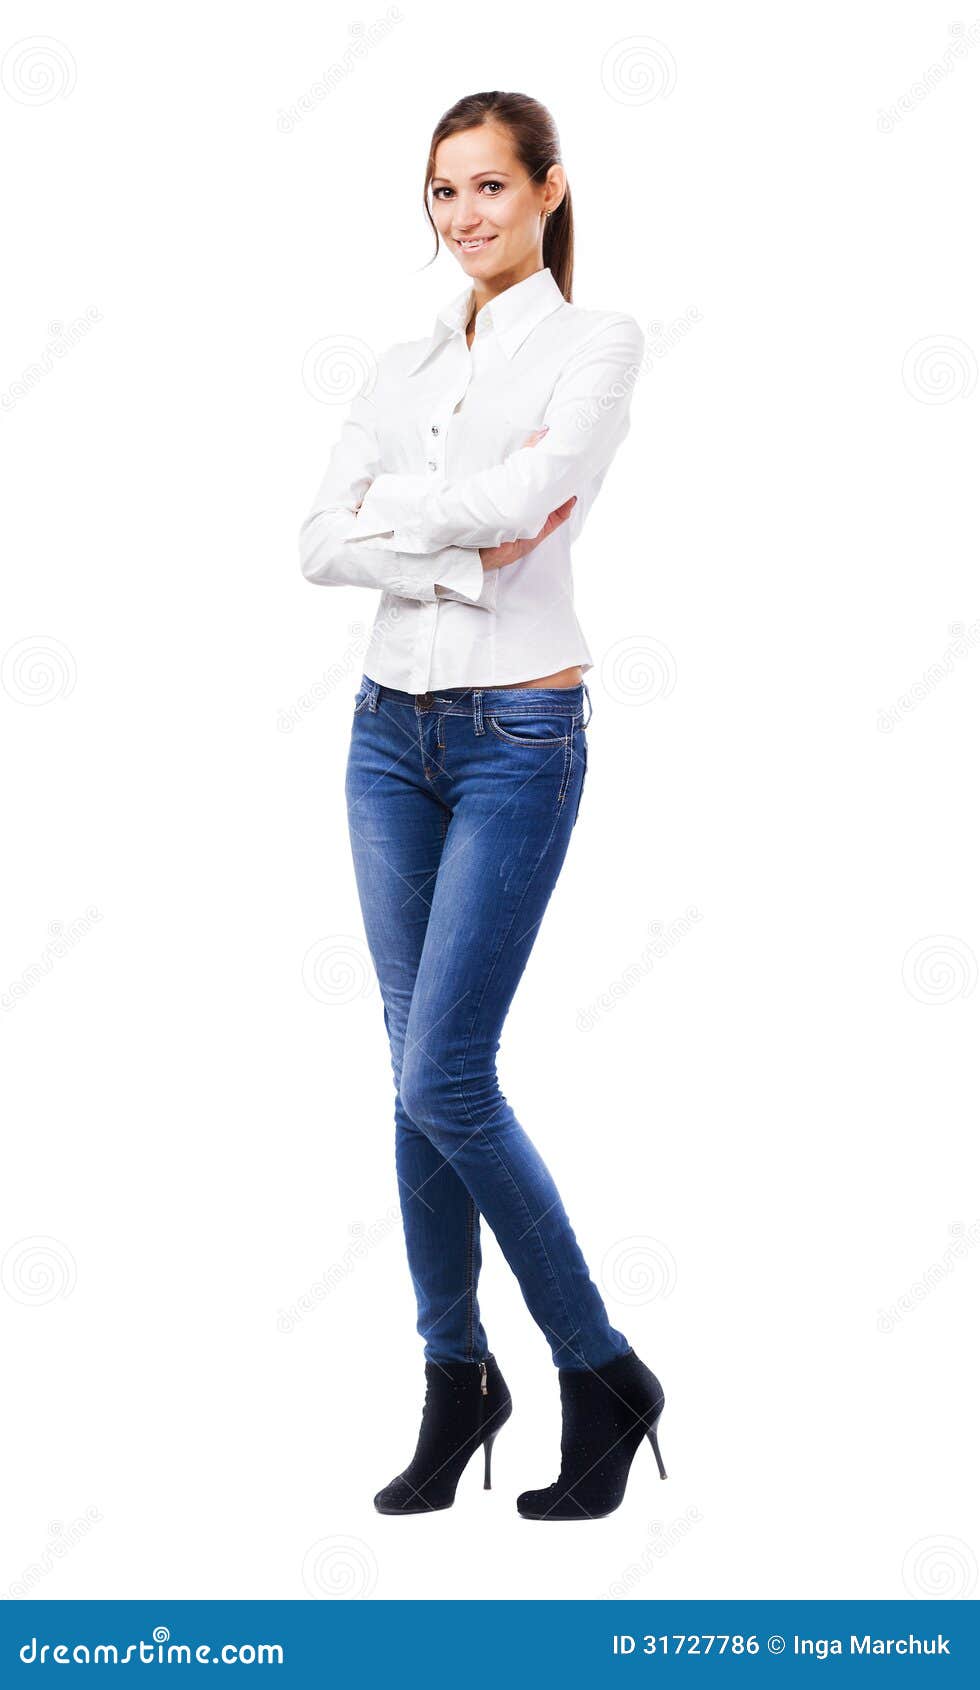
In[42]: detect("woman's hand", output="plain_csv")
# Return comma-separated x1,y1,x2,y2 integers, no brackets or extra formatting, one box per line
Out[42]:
479,428,577,572
352,428,577,567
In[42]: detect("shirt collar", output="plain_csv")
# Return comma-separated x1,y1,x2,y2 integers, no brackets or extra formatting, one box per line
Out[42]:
405,266,566,376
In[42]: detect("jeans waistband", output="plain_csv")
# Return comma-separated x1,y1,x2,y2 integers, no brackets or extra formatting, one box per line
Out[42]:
362,677,593,727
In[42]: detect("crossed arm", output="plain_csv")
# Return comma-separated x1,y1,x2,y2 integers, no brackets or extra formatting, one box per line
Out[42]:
298,313,644,606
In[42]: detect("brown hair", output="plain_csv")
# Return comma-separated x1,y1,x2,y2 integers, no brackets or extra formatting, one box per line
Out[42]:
421,91,574,302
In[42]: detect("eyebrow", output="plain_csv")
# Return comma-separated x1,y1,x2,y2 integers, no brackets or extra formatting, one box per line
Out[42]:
430,170,511,185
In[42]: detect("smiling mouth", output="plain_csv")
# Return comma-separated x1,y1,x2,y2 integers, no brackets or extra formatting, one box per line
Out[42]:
456,236,496,251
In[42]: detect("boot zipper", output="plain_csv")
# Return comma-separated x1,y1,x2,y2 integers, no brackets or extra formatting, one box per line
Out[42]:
479,1361,488,1396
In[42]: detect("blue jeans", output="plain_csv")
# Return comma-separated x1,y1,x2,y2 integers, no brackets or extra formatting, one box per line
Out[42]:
344,675,630,1372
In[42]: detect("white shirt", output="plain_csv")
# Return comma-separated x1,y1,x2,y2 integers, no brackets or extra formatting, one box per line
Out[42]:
298,266,644,692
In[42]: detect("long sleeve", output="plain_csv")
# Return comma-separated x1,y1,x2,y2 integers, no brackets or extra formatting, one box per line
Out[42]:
334,314,645,555
298,390,494,609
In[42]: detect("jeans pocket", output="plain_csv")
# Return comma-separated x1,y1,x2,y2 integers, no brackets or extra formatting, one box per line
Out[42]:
353,679,371,714
485,712,570,747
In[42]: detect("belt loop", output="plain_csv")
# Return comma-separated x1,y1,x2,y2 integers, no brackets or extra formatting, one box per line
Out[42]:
473,690,485,735
367,679,381,712
581,681,593,728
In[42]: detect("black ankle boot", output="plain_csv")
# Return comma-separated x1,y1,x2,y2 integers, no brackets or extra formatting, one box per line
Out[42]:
374,1353,512,1514
516,1347,666,1521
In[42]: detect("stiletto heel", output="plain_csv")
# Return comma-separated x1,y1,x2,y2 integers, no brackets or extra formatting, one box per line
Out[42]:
647,1410,667,1480
483,1427,498,1489
517,1348,667,1520
374,1353,512,1514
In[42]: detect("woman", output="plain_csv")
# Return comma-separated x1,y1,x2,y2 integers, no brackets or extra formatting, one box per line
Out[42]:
298,91,667,1521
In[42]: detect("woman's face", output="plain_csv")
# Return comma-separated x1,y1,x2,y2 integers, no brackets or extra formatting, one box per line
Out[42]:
429,123,562,283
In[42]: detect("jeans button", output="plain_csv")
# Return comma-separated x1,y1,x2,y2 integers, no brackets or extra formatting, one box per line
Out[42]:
417,691,433,707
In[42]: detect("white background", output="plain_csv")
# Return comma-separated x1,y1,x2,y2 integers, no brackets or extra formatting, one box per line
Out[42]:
2,0,978,1603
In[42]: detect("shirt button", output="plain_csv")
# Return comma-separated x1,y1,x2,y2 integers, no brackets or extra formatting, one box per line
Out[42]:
427,459,438,471
430,424,440,436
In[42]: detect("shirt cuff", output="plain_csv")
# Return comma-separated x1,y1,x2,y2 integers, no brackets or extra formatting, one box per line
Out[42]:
338,472,429,551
